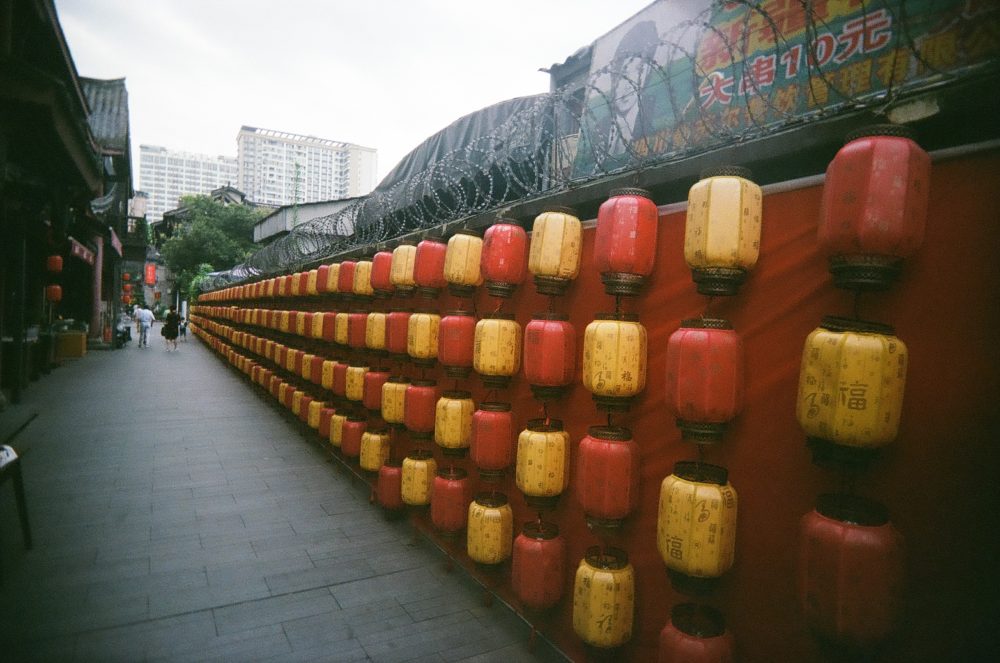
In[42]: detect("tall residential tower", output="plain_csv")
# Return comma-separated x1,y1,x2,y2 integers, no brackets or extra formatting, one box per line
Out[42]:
138,145,238,223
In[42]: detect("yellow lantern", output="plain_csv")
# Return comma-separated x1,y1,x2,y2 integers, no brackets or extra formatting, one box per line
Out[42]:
684,166,762,296
306,269,319,295
467,492,513,565
353,259,375,298
573,547,635,649
515,419,570,509
796,316,908,461
401,449,436,506
381,376,409,425
325,262,341,293
279,310,291,333
434,391,474,457
582,313,647,411
321,360,336,390
345,363,369,402
390,243,417,295
294,312,309,337
264,278,275,298
291,390,304,416
334,312,350,346
285,348,300,373
444,229,484,297
657,461,737,589
308,311,323,339
329,412,347,448
301,353,315,381
473,313,521,388
307,400,324,429
264,340,275,361
528,206,582,295
366,312,387,352
290,272,302,297
407,310,440,366
359,429,391,472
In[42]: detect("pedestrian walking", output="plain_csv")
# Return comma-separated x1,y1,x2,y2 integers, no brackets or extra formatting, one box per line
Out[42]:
163,305,181,351
133,304,155,348
178,317,188,342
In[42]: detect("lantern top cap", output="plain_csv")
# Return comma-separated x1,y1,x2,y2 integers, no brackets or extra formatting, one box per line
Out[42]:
673,460,729,485
585,545,629,569
608,187,653,199
414,308,440,316
407,449,435,460
521,521,560,540
419,235,447,245
539,205,578,217
382,459,403,468
368,368,391,376
816,493,890,526
394,241,417,248
410,378,437,387
346,361,368,369
478,401,512,412
680,317,733,330
442,390,472,399
594,312,640,323
345,415,367,423
670,603,727,638
436,466,468,479
526,417,563,432
450,227,482,238
819,315,895,336
491,217,522,227
444,309,475,317
530,311,569,321
483,311,516,320
474,492,508,507
387,375,410,383
845,123,916,143
587,425,633,441
700,165,753,180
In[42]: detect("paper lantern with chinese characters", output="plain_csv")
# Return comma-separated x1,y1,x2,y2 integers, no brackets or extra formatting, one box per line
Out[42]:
471,402,514,480
467,492,513,565
390,243,417,296
352,259,374,298
306,269,319,296
799,493,904,647
381,376,408,425
414,237,448,298
385,310,411,357
528,207,581,295
685,166,762,296
573,547,635,649
365,312,387,353
401,449,436,506
658,603,735,663
345,363,369,402
370,250,394,297
474,313,521,389
324,263,340,294
431,467,470,536
377,461,405,512
363,369,391,412
595,187,659,296
404,379,437,440
434,391,474,457
481,219,527,297
407,310,440,366
665,318,744,443
512,521,566,612
329,412,347,449
796,316,907,463
340,416,367,458
582,314,647,412
359,429,391,472
819,125,930,290
334,312,350,346
347,312,367,350
657,461,737,591
524,313,575,401
515,419,570,510
576,426,640,528
438,310,476,378
443,229,483,297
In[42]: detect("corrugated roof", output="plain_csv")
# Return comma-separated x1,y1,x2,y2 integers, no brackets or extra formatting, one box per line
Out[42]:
80,77,129,153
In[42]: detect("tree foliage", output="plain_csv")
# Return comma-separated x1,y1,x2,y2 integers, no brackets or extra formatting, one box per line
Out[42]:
159,195,266,301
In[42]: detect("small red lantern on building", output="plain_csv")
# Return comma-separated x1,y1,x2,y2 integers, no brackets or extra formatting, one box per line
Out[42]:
664,318,744,443
46,284,63,303
511,520,566,612
438,310,476,378
595,187,659,296
404,379,437,440
122,272,131,281
481,219,527,298
470,402,514,480
414,236,448,298
340,416,367,459
819,125,931,290
46,255,63,273
385,310,411,357
524,313,576,401
576,426,640,529
122,283,133,294
144,263,157,286
431,467,469,536
370,250,394,297
120,294,131,305
658,603,735,663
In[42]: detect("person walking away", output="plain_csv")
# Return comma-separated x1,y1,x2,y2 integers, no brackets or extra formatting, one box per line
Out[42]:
163,306,181,351
134,304,155,348
178,317,188,342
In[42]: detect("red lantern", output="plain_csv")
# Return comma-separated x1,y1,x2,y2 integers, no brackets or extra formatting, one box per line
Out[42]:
664,318,744,443
377,461,405,512
47,255,63,273
120,294,131,305
318,407,336,439
316,265,331,293
122,272,131,281
337,260,357,295
524,313,576,401
414,237,447,298
332,361,348,398
347,312,367,349
340,416,367,458
799,494,904,646
153,291,161,300
296,271,310,296
310,355,325,386
481,219,527,297
438,310,476,378
819,125,931,290
431,467,469,536
511,521,566,612
144,263,157,286
385,310,411,356
122,283,133,294
363,370,391,412
595,187,659,296
470,402,514,480
576,426,640,528
46,284,62,303
371,250,394,297
404,379,437,440
298,395,314,423
658,603,735,663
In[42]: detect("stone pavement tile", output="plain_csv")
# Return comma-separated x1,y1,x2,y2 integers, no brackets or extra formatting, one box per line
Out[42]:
2,633,78,663
263,556,373,595
73,609,217,662
205,548,314,587
257,640,370,662
356,610,479,663
147,623,291,663
330,565,452,610
85,567,208,604
147,576,272,619
454,642,568,663
212,587,340,636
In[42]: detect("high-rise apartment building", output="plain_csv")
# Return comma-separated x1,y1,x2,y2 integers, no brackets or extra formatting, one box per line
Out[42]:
237,126,377,207
139,145,238,223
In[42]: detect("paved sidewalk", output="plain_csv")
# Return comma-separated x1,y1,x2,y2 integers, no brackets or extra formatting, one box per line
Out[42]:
0,335,566,662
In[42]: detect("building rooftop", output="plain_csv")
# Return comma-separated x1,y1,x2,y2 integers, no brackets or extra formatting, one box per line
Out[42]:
80,77,130,154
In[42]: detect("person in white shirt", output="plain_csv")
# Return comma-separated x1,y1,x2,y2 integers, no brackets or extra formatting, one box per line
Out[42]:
133,305,155,348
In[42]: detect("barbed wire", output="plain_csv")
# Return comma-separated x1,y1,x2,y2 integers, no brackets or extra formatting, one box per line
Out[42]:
200,0,999,292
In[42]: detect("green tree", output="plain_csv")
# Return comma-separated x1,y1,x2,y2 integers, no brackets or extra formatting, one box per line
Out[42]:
159,195,266,300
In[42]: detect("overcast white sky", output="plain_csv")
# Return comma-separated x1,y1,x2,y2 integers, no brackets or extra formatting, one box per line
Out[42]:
56,0,654,187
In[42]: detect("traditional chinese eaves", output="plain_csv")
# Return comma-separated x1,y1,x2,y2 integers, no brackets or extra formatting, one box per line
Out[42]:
80,77,130,154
